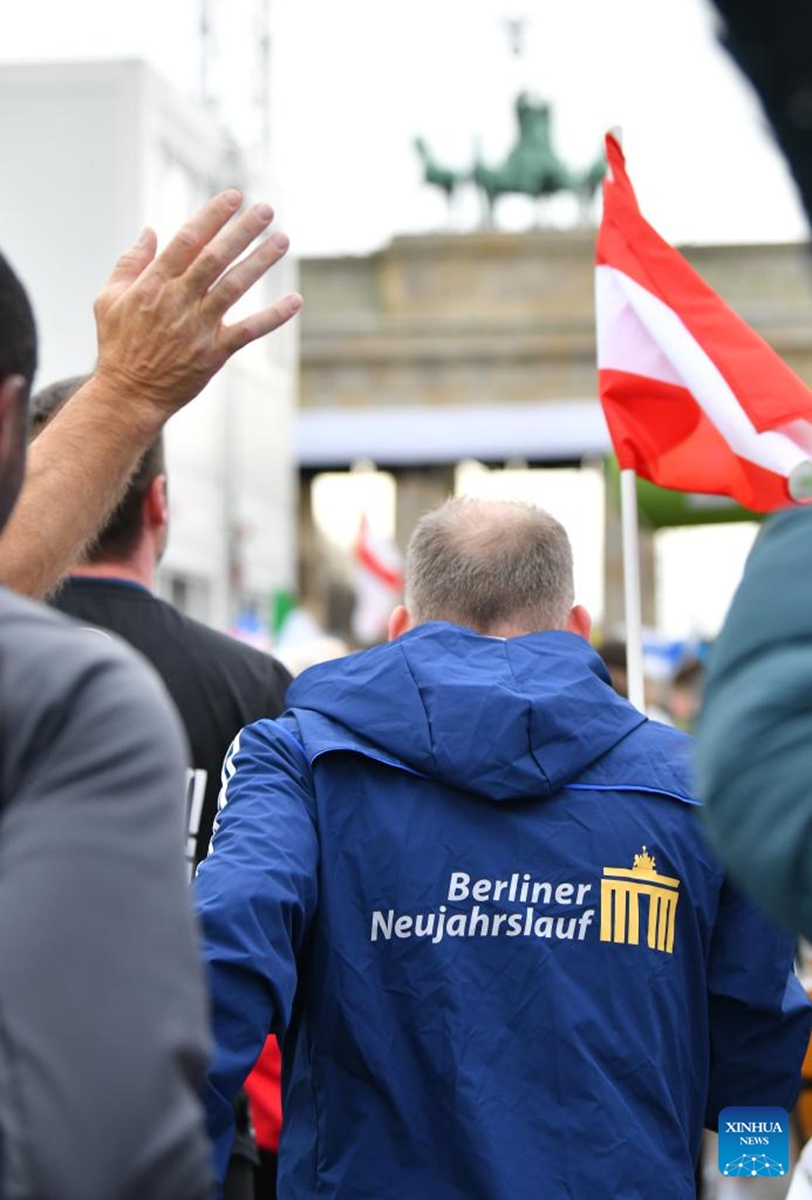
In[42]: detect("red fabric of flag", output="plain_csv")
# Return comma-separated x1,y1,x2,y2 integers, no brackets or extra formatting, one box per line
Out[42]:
596,133,812,512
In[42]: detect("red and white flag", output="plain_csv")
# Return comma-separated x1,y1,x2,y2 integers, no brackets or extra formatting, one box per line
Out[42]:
596,133,812,512
351,514,404,645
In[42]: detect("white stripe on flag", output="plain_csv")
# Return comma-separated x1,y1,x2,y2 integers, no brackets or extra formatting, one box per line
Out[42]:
596,265,812,478
596,265,683,388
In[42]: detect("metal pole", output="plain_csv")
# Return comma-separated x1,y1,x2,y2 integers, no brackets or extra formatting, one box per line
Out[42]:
620,468,646,712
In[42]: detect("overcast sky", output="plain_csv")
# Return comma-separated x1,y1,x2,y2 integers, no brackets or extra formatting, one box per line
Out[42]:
1,0,808,256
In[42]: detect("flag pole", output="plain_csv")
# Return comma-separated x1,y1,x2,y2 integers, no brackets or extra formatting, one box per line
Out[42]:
604,125,645,712
620,468,646,711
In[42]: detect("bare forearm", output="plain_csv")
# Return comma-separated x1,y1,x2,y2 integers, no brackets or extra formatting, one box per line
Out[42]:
0,376,164,597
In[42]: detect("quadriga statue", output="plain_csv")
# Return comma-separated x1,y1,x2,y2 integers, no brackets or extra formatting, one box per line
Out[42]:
415,94,604,226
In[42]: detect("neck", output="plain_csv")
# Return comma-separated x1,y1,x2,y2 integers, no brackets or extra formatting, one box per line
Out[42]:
69,552,154,592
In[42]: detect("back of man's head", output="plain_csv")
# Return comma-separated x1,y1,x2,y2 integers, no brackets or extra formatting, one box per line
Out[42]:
0,253,38,530
31,376,165,563
405,497,575,636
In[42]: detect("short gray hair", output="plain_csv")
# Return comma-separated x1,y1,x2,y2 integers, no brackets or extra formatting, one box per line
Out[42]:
405,497,575,634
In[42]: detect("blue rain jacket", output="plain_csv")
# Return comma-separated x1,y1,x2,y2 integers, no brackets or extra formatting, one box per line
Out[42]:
196,624,811,1199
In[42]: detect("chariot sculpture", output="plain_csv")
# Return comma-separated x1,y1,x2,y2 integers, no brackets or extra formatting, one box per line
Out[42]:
415,94,604,225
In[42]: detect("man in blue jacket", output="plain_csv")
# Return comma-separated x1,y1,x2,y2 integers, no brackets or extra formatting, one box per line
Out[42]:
196,497,811,1200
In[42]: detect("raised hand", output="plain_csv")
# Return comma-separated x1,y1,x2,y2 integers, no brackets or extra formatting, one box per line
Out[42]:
0,190,301,599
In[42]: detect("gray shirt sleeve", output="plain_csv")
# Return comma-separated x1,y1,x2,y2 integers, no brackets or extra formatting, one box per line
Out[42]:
0,601,213,1199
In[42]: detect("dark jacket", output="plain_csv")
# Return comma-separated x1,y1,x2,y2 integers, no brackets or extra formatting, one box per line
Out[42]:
51,576,291,868
197,623,811,1199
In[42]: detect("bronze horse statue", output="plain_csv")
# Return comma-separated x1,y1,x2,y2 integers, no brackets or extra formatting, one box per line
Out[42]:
415,96,604,226
413,137,461,210
472,95,603,223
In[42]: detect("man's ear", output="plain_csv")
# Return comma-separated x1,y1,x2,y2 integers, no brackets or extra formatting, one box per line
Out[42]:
388,604,413,642
566,604,592,641
144,474,169,530
0,374,25,418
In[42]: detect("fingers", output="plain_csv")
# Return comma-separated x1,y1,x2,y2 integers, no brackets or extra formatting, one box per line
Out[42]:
183,202,277,297
221,293,303,355
202,229,291,323
105,227,158,288
151,189,243,279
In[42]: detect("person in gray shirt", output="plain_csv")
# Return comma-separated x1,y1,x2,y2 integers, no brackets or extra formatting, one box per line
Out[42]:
0,189,300,1198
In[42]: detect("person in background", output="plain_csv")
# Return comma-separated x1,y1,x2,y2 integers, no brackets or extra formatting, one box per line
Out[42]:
196,497,810,1199
32,375,292,874
0,252,215,1198
33,375,291,1199
698,507,812,938
668,656,705,733
596,636,629,697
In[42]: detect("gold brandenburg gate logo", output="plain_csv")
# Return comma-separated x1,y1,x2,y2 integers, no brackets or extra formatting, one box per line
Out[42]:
600,847,680,954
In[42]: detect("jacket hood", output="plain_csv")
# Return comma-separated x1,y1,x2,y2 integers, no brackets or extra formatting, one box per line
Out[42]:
286,623,646,801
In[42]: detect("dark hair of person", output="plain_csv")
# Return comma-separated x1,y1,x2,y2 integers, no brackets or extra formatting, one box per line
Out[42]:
0,253,37,399
596,638,629,698
672,656,704,693
597,639,627,671
30,375,165,562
